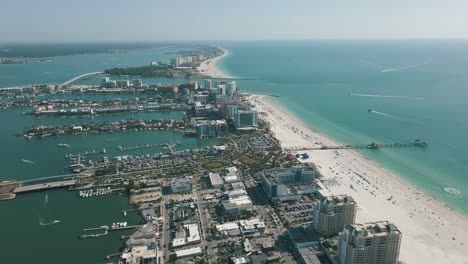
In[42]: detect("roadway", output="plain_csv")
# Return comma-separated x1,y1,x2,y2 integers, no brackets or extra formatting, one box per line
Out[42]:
13,179,77,193
193,175,215,263
58,72,103,89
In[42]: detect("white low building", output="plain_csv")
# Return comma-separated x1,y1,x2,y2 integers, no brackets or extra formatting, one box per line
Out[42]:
216,222,241,236
175,247,204,259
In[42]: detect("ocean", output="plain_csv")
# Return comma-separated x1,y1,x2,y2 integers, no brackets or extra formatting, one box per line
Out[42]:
217,40,468,212
0,41,467,263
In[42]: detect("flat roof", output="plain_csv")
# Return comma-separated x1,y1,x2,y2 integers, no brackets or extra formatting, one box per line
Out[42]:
216,222,239,231
175,247,203,258
209,173,223,186
172,238,186,247
185,223,200,243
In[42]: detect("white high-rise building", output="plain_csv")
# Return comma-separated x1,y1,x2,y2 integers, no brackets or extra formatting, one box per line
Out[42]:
227,81,236,95
338,221,402,264
313,195,356,237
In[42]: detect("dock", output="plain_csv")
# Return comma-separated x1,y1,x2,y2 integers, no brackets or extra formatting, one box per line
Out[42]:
118,143,164,152
111,225,142,231
286,139,428,152
80,225,109,239
118,141,180,152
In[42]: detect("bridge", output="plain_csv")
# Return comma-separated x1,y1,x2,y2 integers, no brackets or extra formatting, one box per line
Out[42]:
13,179,77,193
286,139,427,152
58,72,104,89
19,173,78,184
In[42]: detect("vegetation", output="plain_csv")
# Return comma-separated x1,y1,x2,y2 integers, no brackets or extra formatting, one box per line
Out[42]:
104,65,206,78
239,155,260,166
202,161,225,170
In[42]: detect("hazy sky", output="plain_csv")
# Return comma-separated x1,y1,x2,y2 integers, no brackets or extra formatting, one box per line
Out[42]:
2,0,468,42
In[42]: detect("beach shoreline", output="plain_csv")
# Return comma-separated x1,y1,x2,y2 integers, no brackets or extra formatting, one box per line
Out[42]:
198,47,233,79
248,93,468,264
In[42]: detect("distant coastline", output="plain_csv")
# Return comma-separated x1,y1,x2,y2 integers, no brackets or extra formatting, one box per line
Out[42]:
198,47,232,79
104,46,232,79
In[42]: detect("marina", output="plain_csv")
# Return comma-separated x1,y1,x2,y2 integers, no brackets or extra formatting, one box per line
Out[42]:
80,223,142,239
117,141,180,152
78,187,126,198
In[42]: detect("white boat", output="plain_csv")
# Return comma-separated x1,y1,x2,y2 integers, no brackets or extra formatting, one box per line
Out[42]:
40,219,61,226
57,143,70,148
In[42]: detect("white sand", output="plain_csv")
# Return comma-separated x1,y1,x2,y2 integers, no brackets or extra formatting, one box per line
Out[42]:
248,94,468,264
198,47,232,79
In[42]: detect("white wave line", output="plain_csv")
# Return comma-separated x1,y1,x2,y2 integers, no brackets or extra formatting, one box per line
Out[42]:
360,59,431,73
350,93,424,100
21,159,37,165
381,60,431,73
370,110,396,118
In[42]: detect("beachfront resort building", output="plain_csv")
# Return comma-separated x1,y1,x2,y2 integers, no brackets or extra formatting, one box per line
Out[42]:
337,221,402,264
233,110,258,131
171,177,192,194
196,120,228,138
313,195,356,237
261,166,315,201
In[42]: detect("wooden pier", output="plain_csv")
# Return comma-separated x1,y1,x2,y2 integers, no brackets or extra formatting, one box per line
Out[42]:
286,139,427,152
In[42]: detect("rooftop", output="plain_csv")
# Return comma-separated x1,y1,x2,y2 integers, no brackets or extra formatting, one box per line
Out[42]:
345,221,400,237
321,194,355,206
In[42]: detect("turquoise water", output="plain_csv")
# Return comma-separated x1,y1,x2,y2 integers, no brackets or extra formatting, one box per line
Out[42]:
218,40,468,213
1,41,468,263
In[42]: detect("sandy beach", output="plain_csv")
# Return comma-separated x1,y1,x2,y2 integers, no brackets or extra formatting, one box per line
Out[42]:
248,94,468,264
198,47,232,79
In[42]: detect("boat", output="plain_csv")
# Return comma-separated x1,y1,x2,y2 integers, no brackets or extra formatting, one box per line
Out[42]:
57,143,70,148
40,219,61,226
368,109,372,112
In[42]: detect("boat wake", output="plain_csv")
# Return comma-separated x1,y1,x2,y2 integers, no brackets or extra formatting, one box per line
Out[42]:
21,159,37,165
360,59,431,73
350,93,424,100
43,193,49,208
369,110,398,118
380,60,431,73
39,218,61,226
327,83,345,86
105,138,120,141
444,187,462,196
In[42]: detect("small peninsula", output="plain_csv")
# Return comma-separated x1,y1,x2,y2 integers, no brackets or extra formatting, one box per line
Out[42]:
104,45,227,78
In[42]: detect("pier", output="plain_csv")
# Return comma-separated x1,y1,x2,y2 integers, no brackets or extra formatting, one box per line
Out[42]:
286,139,428,152
111,225,142,231
81,225,109,239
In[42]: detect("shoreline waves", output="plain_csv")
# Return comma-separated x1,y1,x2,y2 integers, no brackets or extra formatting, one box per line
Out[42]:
248,94,468,264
